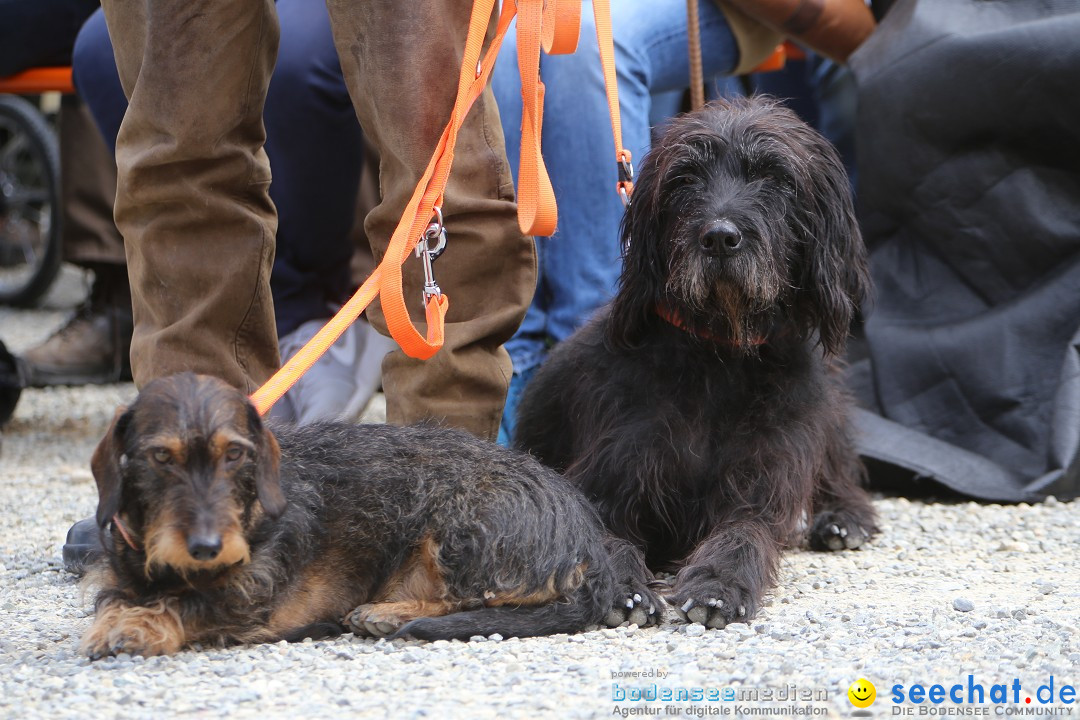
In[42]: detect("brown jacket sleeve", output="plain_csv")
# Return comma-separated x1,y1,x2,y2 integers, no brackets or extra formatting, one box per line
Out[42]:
720,0,876,64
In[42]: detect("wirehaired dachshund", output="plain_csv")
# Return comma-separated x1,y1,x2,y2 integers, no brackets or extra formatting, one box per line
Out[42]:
80,372,657,657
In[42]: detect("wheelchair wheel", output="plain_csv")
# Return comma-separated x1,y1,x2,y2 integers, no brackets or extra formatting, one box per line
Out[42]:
0,94,62,306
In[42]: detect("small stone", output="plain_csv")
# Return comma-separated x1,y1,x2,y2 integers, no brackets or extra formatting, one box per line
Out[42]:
952,598,975,612
684,623,706,637
1034,580,1057,595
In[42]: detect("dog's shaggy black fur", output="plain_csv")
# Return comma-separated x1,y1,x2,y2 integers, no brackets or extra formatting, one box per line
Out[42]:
80,373,656,657
514,97,878,628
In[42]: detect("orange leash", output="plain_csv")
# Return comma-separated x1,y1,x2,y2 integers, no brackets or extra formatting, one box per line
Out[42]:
591,0,635,203
250,0,628,415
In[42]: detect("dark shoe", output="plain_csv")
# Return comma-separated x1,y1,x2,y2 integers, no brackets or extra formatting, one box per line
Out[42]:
63,517,107,576
21,266,133,387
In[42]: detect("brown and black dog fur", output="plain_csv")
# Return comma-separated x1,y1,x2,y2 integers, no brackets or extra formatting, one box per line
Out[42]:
80,373,657,658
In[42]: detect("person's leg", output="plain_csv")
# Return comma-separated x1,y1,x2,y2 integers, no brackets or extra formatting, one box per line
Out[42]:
99,0,280,393
325,0,535,440
490,20,551,444
808,56,857,187
71,9,126,155
20,95,132,386
265,0,362,340
56,96,125,270
493,0,740,440
262,0,381,425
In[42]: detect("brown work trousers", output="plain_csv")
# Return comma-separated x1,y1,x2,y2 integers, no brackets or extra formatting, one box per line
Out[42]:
58,96,125,269
99,0,535,440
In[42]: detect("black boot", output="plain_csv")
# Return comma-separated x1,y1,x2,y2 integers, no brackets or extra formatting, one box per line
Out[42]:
62,517,108,576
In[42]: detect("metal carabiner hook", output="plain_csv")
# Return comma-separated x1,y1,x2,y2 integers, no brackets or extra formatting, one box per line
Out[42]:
416,206,448,302
617,155,634,207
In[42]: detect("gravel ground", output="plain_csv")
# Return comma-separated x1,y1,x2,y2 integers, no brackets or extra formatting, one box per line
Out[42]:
1,267,1077,720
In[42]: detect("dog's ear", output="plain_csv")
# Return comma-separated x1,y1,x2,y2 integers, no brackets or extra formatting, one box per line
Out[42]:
246,403,286,518
91,405,133,528
789,124,871,357
607,140,670,349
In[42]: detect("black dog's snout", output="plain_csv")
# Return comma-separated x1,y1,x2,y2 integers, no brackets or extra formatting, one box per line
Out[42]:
187,535,223,561
700,220,743,256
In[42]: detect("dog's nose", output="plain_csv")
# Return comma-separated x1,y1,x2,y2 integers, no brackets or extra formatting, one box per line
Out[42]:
700,220,743,256
187,535,223,561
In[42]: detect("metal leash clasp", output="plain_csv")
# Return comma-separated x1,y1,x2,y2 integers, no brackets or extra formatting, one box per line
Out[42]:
617,153,634,207
416,206,447,303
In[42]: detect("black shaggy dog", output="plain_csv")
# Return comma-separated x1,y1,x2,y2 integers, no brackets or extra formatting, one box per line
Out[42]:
80,373,656,657
514,97,878,628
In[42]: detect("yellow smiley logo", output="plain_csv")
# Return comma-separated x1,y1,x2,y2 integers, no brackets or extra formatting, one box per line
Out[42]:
848,678,876,708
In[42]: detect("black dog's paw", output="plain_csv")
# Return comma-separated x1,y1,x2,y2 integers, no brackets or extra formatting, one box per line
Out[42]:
667,576,757,629
603,584,662,628
808,510,873,551
601,537,662,628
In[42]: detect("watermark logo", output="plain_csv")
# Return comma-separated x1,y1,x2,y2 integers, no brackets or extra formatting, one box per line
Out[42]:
890,676,1075,715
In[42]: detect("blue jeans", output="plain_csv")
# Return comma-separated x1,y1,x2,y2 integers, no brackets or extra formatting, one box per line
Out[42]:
493,0,739,442
73,1,364,338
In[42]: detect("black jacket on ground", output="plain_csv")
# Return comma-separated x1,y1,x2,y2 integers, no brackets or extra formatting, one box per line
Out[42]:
848,0,1080,501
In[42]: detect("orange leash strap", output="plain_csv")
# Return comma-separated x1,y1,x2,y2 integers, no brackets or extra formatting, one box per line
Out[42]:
591,0,634,203
252,0,586,415
251,0,624,416
514,0,581,235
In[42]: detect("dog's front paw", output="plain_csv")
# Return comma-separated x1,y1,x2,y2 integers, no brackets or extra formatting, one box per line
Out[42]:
80,602,185,658
667,576,756,629
81,627,180,659
345,603,405,638
808,510,873,551
82,635,122,661
603,586,661,628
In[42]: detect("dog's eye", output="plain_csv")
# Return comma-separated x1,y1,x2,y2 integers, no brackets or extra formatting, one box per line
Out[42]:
225,445,246,463
151,449,172,465
761,170,793,190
